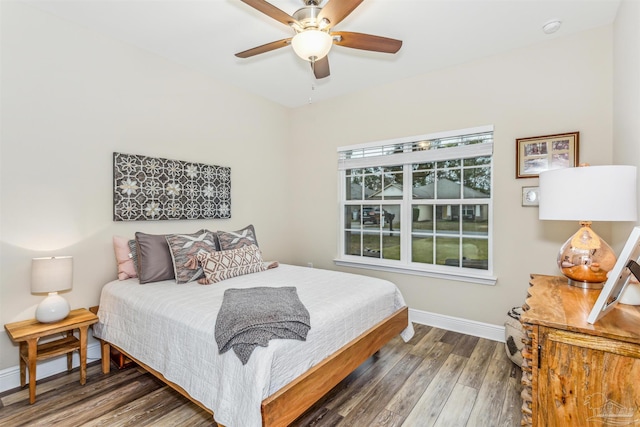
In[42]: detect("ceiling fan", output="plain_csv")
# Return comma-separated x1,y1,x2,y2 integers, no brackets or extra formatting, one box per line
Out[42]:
235,0,402,79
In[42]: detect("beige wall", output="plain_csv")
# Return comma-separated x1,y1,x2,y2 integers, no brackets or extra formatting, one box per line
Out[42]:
0,3,291,369
288,26,614,326
612,0,640,246
2,2,634,372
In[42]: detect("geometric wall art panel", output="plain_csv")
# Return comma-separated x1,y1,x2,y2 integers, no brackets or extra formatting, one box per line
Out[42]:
113,152,231,221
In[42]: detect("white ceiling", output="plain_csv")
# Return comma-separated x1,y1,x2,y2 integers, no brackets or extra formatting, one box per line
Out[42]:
23,0,621,108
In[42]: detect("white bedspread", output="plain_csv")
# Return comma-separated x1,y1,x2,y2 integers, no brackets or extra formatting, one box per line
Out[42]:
94,264,413,427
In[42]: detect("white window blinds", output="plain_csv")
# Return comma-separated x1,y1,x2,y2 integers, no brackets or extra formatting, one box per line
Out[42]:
337,125,494,171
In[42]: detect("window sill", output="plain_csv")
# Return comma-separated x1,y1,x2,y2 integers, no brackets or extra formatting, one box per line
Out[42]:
333,258,497,286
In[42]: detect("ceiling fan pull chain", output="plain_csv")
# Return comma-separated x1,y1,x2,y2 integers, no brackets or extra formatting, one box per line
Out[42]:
308,74,316,104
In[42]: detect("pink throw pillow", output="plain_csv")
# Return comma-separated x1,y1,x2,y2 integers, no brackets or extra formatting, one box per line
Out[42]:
113,235,137,280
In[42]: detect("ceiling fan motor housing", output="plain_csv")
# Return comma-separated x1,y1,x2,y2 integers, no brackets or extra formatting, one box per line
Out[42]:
293,6,330,31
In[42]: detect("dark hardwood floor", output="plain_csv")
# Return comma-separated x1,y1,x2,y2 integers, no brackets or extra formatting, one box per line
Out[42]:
0,324,522,426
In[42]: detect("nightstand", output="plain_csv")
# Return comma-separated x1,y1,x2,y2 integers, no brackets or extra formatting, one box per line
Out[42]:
520,275,640,426
4,308,98,404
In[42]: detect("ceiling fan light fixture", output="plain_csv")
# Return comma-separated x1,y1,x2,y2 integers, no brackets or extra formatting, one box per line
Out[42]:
291,30,333,62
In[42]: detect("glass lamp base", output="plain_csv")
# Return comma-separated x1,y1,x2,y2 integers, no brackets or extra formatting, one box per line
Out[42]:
558,222,616,290
566,278,605,290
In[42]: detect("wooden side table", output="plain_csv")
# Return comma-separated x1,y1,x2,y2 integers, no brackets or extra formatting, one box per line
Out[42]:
4,308,98,404
520,275,640,426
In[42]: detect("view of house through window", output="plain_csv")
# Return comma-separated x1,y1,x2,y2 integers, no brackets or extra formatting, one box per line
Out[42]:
338,126,494,283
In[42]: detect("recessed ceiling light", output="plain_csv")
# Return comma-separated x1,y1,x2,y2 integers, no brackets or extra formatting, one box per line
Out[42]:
542,20,562,35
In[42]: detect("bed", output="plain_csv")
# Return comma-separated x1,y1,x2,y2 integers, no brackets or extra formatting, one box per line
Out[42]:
94,263,413,426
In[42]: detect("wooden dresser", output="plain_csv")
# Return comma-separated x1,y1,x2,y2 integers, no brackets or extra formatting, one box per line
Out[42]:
520,275,640,427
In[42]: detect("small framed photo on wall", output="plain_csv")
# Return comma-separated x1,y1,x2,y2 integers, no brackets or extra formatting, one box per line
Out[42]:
516,132,579,178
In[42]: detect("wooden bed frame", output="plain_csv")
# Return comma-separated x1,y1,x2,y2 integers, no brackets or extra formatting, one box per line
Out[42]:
99,306,408,427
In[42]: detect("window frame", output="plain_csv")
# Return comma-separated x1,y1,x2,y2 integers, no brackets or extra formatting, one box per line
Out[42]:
335,125,497,286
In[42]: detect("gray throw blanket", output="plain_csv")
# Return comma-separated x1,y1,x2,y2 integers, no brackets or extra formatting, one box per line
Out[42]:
215,286,311,364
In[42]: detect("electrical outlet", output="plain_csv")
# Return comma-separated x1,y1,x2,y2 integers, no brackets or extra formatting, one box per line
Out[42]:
307,262,313,268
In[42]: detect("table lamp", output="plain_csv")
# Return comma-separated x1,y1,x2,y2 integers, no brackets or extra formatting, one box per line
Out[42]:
539,165,637,289
32,256,73,323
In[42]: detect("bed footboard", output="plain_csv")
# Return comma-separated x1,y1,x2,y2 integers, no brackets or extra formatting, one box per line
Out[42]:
261,306,409,426
97,306,408,427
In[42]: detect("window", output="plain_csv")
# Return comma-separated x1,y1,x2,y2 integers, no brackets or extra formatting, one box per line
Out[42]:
336,126,495,285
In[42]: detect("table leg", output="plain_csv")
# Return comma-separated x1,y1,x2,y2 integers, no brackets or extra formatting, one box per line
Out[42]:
66,331,73,371
19,342,26,387
26,338,38,404
78,326,89,385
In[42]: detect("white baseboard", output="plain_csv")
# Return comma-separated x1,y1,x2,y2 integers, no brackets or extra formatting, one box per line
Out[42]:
0,312,504,394
0,342,102,394
409,308,505,343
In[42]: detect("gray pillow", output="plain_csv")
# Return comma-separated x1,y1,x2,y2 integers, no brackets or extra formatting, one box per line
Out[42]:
135,232,175,284
166,230,218,284
216,224,258,250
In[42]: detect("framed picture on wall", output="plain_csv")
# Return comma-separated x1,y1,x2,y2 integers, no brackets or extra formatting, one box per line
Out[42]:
515,131,579,178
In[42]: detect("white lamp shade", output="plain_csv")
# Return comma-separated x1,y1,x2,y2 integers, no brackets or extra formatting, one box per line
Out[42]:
31,256,73,293
539,165,637,222
291,30,333,61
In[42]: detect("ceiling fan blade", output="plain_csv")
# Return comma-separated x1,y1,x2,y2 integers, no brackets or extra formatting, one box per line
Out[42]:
235,38,291,58
312,56,330,79
318,0,364,28
239,0,298,27
332,31,402,54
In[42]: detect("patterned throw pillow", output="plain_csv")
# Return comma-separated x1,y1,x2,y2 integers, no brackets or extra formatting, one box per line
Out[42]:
166,230,218,284
128,239,138,274
216,224,258,250
197,244,267,284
